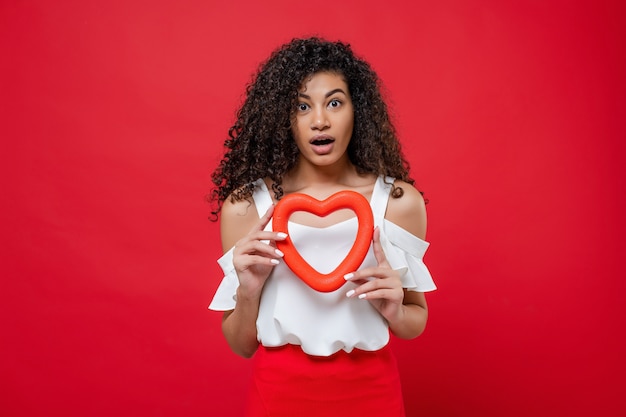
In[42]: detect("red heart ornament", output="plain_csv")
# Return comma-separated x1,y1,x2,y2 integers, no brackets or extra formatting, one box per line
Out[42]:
272,191,374,292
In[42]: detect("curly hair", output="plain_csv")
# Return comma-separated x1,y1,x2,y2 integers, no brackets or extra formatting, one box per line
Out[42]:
210,37,415,219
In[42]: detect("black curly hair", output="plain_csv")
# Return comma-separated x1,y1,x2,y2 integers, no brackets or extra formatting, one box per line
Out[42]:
209,37,415,219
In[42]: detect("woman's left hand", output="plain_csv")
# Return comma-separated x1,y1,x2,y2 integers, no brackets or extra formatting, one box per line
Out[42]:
344,227,405,324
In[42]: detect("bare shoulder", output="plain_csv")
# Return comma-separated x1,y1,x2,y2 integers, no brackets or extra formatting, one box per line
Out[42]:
384,180,427,240
219,194,261,252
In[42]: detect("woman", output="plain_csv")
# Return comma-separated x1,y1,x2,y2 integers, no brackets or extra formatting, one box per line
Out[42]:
209,37,436,416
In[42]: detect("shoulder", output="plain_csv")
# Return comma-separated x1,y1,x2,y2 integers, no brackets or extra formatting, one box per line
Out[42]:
219,192,261,252
384,179,427,240
221,193,258,220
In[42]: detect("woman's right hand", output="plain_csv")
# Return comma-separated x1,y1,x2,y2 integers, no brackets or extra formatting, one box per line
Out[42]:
232,204,287,297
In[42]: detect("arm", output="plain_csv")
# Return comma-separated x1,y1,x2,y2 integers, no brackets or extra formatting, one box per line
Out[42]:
345,181,429,339
219,197,286,358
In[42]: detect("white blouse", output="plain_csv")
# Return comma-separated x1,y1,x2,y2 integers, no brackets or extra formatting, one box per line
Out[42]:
209,176,436,357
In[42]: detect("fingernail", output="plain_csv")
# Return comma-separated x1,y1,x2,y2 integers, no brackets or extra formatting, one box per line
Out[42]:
270,259,280,265
358,294,367,299
276,232,288,239
344,273,354,280
346,290,355,298
275,249,284,257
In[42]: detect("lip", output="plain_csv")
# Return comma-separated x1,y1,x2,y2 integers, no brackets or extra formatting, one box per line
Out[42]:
309,134,336,155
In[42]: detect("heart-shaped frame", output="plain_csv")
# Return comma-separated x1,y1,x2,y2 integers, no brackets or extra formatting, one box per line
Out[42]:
272,190,374,292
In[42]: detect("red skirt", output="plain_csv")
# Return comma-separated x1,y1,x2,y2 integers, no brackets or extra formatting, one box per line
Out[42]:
245,344,406,417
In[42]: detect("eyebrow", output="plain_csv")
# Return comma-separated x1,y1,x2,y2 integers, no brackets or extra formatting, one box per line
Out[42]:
298,88,348,99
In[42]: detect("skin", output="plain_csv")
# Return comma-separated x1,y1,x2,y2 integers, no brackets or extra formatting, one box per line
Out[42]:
220,72,428,358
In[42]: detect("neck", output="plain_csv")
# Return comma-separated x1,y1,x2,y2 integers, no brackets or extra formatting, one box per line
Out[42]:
288,158,356,183
284,157,358,191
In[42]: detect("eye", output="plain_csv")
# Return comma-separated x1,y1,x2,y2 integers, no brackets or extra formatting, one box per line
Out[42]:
328,99,342,109
297,103,310,112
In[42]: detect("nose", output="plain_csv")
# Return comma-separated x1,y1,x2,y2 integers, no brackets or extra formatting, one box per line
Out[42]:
310,108,330,130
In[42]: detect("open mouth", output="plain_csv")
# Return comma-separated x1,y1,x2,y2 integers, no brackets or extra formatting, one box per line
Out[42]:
310,135,335,145
311,138,334,145
309,135,335,155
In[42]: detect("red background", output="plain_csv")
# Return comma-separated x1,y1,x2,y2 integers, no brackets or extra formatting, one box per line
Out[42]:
1,1,624,416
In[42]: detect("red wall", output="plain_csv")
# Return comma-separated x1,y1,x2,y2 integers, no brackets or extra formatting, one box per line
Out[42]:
1,1,624,416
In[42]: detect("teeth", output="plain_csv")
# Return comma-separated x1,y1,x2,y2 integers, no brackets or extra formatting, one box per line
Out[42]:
312,139,333,145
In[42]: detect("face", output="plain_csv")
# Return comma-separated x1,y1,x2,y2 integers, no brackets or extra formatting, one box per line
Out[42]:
291,71,354,169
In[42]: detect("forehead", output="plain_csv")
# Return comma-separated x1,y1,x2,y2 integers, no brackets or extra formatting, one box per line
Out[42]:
299,71,348,93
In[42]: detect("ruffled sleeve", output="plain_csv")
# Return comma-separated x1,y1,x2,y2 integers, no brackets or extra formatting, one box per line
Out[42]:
378,219,436,292
208,247,239,311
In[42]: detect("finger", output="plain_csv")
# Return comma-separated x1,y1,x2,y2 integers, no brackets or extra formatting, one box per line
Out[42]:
352,288,403,301
237,254,282,269
249,205,288,244
253,204,276,233
345,280,403,300
372,227,390,267
247,230,288,243
344,266,394,282
236,240,285,259
345,272,402,298
346,277,371,286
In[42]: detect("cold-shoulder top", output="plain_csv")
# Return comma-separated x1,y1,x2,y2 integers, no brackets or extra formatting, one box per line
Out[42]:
209,176,436,356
